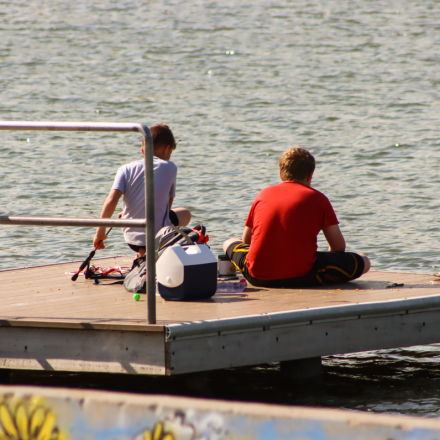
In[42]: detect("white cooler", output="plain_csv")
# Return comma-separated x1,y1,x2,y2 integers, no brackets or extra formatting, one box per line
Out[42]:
156,243,217,301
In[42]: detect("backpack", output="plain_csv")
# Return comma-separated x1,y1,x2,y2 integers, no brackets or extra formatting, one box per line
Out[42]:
123,255,147,293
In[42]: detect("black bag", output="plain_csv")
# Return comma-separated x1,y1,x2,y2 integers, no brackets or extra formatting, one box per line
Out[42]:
123,255,147,293
124,225,209,294
155,225,209,261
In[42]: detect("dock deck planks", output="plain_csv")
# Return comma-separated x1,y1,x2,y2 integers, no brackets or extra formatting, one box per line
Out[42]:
1,257,440,375
0,257,438,327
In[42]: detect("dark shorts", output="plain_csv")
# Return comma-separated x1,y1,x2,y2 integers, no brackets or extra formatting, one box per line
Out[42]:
226,241,365,288
127,210,179,253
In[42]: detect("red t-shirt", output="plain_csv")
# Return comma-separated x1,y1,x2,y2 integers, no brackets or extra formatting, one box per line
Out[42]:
245,182,338,280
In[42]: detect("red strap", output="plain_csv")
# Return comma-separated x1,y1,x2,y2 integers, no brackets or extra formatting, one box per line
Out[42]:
191,228,209,244
102,267,122,276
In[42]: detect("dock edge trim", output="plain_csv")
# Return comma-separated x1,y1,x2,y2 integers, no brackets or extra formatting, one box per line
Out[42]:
165,294,440,341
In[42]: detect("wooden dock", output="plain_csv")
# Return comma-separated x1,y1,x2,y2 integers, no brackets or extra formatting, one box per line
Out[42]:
1,257,440,376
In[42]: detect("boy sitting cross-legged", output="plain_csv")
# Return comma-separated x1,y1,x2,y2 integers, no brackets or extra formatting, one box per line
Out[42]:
223,147,370,287
94,123,191,257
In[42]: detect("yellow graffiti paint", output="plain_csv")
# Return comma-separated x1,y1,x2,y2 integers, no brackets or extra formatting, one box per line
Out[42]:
141,422,175,440
0,396,66,440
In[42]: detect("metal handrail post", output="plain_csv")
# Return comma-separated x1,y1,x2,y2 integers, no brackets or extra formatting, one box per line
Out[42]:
138,125,156,324
0,120,156,324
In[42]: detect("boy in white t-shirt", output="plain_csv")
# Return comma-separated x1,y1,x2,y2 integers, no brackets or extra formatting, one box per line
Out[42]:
93,123,191,256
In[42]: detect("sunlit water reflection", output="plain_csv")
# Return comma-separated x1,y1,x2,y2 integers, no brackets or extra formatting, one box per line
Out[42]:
1,0,440,417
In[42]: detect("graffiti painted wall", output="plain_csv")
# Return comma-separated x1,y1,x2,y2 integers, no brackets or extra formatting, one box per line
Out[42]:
1,385,440,440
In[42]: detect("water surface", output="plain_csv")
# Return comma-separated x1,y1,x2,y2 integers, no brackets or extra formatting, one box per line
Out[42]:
1,0,440,417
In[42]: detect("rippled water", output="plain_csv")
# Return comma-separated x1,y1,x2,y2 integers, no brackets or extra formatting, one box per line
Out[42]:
1,0,440,417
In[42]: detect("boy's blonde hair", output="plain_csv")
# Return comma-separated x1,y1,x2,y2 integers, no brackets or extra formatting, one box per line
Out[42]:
279,147,315,181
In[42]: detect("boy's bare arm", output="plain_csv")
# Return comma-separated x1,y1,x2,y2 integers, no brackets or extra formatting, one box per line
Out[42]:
242,226,252,244
322,224,346,252
93,189,122,249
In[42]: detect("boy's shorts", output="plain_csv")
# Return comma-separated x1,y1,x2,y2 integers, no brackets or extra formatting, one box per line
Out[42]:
226,241,365,288
127,210,179,253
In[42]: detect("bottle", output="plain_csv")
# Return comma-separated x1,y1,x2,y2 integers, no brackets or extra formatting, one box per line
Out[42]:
216,279,247,293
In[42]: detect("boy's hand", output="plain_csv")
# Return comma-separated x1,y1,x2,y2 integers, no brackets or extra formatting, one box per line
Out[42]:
93,229,108,250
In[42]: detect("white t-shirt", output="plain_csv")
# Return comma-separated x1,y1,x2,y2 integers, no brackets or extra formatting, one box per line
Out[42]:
112,158,177,245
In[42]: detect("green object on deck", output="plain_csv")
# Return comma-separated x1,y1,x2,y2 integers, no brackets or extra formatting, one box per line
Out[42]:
133,293,141,301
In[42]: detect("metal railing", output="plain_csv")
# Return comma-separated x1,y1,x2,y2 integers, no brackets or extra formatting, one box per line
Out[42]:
0,121,157,324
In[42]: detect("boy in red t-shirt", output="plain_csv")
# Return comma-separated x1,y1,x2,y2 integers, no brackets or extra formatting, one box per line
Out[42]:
223,147,370,287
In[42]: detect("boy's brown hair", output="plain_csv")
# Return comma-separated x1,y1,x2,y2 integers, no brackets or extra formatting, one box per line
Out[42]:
149,123,176,150
279,147,315,181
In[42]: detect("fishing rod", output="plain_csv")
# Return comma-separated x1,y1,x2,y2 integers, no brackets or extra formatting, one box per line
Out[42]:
71,226,113,281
